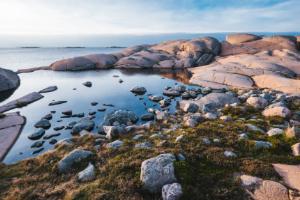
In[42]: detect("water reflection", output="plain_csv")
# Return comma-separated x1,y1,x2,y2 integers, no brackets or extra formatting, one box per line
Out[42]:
2,69,195,164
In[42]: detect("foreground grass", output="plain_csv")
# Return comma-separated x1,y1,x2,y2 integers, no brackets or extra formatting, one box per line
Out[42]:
1,106,300,200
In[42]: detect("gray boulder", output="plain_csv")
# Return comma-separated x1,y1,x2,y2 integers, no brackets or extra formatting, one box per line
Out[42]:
72,118,95,134
103,110,138,126
140,153,176,192
0,68,20,93
58,149,93,173
77,162,95,182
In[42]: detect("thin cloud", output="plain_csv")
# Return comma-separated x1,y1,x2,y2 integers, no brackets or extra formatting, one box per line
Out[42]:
0,0,298,35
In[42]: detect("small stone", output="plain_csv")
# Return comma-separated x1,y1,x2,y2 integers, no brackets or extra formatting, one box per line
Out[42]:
254,140,272,149
31,141,45,148
291,143,300,156
98,108,106,112
77,163,95,182
130,86,147,95
149,95,164,102
34,119,51,129
43,132,61,139
224,150,237,158
62,110,72,116
246,96,268,109
141,113,155,121
39,86,57,93
202,137,211,145
91,102,98,106
32,147,44,154
135,142,152,149
49,138,58,145
267,128,284,137
83,81,92,87
28,129,45,140
175,135,184,143
162,183,183,200
285,126,300,138
53,126,64,131
49,100,67,106
42,113,53,120
204,112,218,120
106,140,123,149
220,115,232,122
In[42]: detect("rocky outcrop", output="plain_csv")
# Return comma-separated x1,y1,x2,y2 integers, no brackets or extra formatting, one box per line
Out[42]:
221,35,298,57
273,163,300,191
0,68,20,93
50,54,118,71
190,49,300,93
226,33,262,44
0,112,25,161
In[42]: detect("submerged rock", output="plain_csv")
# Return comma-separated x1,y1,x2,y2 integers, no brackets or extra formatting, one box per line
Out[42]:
48,100,67,106
103,110,138,126
130,86,147,95
39,86,57,93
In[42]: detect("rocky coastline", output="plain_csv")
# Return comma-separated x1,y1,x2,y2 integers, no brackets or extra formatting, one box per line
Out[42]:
1,33,300,199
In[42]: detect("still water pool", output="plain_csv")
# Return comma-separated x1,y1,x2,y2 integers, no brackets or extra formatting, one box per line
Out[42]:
2,69,197,164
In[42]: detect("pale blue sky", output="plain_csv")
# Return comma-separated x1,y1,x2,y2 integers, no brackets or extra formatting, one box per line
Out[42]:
0,0,299,35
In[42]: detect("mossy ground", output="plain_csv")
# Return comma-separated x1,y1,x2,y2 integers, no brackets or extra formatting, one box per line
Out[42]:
1,105,300,200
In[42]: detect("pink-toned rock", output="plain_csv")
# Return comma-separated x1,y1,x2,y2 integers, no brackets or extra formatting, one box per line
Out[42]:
17,66,50,74
226,33,261,44
0,112,25,161
221,35,298,57
253,75,300,94
262,105,291,118
50,54,117,71
273,163,300,191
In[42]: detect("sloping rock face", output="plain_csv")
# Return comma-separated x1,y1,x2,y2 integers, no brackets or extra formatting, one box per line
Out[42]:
0,68,20,93
0,112,25,161
190,48,300,93
221,35,298,57
273,163,300,191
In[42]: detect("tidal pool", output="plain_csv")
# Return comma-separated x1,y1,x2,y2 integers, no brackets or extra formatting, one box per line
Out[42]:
2,69,196,164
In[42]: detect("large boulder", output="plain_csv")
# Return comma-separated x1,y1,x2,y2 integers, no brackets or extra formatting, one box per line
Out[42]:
58,149,93,173
102,110,138,126
273,163,300,191
162,183,183,200
0,68,20,93
181,93,239,113
115,50,172,69
226,33,262,44
240,175,289,200
50,54,117,71
140,153,177,192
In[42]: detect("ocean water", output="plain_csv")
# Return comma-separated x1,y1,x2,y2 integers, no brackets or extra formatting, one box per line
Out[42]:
1,32,299,164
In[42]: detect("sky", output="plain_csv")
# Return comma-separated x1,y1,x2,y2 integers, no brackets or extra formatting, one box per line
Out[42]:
0,0,299,35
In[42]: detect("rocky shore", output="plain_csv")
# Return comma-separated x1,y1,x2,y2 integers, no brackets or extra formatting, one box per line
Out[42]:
1,33,300,199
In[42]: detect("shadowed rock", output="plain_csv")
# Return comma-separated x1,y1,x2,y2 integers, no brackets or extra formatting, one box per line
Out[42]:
0,112,25,161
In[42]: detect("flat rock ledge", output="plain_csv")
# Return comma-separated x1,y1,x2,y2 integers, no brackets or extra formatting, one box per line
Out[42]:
0,92,44,113
0,112,25,161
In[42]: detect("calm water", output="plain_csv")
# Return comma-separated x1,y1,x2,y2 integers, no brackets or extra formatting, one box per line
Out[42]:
1,32,299,164
2,69,194,164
